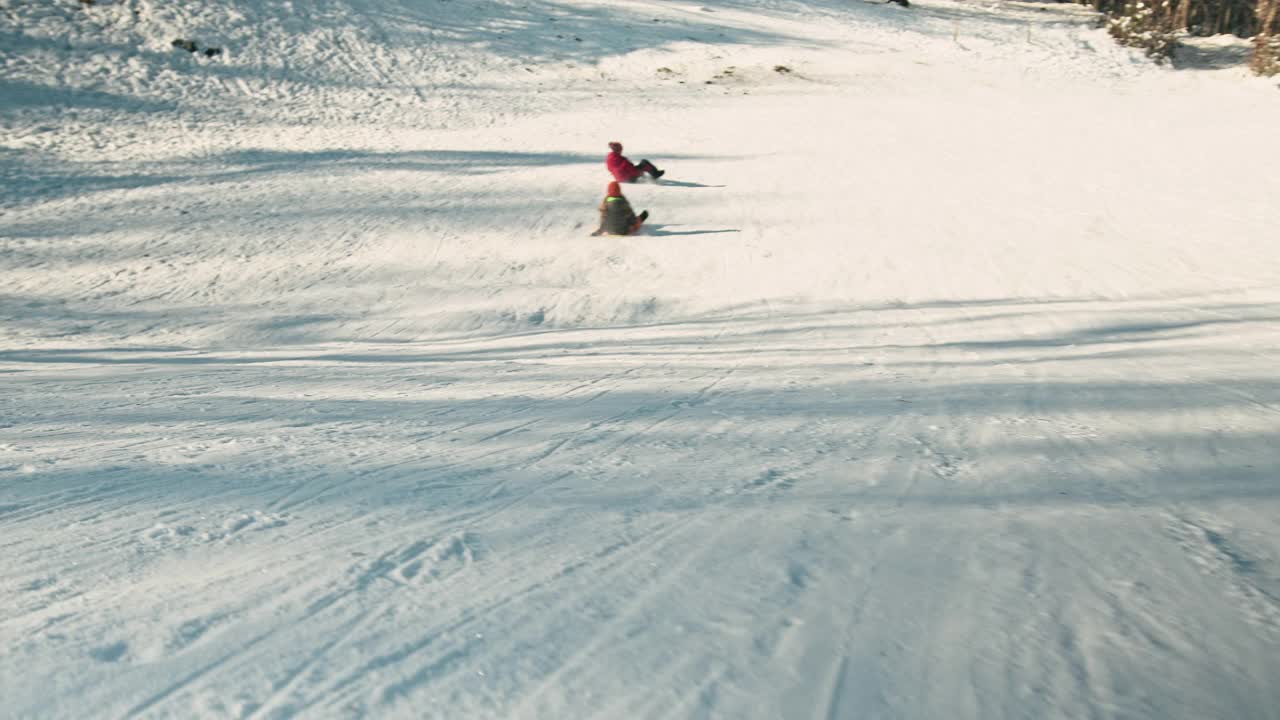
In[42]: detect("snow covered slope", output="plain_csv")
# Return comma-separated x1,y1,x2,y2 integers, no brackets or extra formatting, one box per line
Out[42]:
3,1,1280,718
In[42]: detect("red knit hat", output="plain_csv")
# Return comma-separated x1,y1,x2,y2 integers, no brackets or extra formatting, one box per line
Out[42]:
608,141,622,152
606,181,622,197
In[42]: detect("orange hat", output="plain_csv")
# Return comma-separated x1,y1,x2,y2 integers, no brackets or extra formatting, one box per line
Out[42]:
606,181,622,197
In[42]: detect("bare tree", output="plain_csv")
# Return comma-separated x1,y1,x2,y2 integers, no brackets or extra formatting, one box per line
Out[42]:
1253,0,1280,73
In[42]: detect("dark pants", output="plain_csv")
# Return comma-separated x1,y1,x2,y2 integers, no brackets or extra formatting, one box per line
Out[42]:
628,159,662,181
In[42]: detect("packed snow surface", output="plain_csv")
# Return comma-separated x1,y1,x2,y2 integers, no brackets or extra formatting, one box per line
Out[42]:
3,0,1280,717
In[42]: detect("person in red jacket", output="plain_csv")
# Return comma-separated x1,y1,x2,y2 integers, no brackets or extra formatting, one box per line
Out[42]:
591,181,649,236
606,141,664,183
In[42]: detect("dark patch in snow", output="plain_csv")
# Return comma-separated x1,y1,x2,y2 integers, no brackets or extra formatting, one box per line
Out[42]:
89,641,129,663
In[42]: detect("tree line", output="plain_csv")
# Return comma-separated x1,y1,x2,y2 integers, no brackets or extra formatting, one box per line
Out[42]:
1077,0,1279,73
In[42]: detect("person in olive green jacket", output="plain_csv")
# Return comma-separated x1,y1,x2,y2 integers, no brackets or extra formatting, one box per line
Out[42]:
591,181,649,236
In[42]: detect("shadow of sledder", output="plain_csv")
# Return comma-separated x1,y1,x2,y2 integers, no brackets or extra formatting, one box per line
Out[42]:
651,178,726,188
644,225,740,237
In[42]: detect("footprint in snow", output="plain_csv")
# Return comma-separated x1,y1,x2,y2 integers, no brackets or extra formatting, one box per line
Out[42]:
89,641,129,663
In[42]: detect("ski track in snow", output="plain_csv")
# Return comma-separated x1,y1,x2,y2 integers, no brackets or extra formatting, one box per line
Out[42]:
4,0,1280,718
